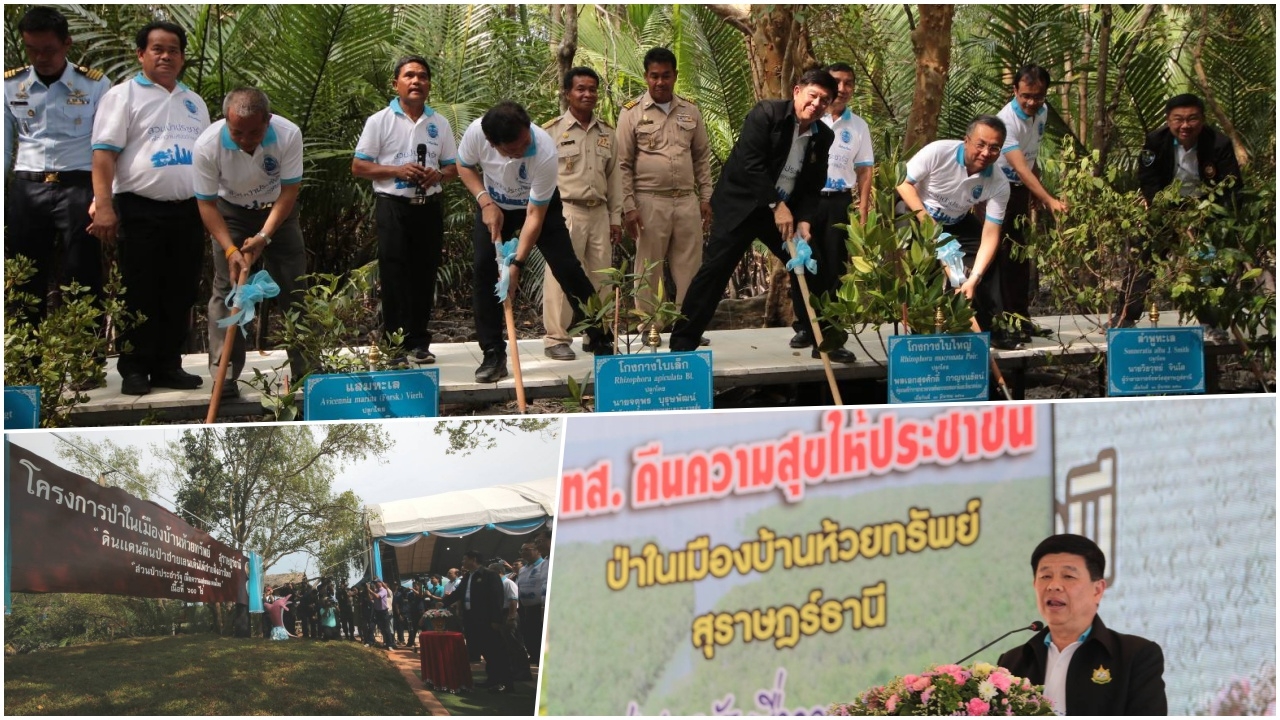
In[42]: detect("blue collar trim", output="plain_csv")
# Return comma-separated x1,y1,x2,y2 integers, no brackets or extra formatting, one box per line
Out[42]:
841,107,852,121
1012,100,1032,121
134,72,189,92
390,98,436,117
1044,626,1093,647
219,120,279,151
524,128,538,157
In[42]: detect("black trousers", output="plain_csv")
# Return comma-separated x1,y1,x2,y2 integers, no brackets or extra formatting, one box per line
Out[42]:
471,192,603,354
789,191,855,340
518,603,544,665
944,214,1004,333
4,175,103,328
670,206,801,351
997,183,1033,327
376,195,443,350
465,616,512,685
114,193,204,379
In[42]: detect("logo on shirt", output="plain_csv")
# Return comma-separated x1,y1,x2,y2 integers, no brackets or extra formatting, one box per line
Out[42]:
427,123,438,139
183,98,198,115
971,185,983,200
1091,666,1112,685
1037,121,1045,136
840,129,851,144
518,163,527,181
1140,149,1156,167
263,155,279,174
150,144,194,168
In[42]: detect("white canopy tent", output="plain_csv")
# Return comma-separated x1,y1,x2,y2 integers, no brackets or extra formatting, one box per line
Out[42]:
365,478,556,580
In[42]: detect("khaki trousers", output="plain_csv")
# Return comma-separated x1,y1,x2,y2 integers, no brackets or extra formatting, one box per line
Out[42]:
543,202,613,346
634,193,702,329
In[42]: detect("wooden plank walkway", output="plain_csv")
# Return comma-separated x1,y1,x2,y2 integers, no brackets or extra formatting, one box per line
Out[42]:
64,313,1240,425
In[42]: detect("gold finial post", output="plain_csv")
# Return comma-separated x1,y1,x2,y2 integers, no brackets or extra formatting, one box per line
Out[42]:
368,343,381,368
935,307,945,334
1148,301,1159,327
646,323,661,350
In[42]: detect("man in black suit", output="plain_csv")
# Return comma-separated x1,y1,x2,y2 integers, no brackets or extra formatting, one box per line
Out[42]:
998,534,1167,715
1113,93,1242,328
443,551,512,692
669,69,840,355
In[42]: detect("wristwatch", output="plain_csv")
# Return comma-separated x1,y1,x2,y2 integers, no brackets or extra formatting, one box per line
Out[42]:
511,257,527,269
255,231,273,246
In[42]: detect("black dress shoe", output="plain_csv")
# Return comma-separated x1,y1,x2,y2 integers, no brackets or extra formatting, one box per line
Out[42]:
151,368,203,389
813,346,857,363
790,329,814,349
410,347,436,365
592,340,615,356
121,373,151,396
990,333,1023,350
544,343,576,361
475,351,508,383
699,335,711,346
218,379,241,399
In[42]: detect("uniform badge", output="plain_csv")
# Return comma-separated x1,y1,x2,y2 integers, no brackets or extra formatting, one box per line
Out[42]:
597,136,610,149
184,98,198,115
1140,149,1156,167
1204,164,1216,179
67,86,90,105
677,114,693,123
1091,666,1112,685
16,81,29,100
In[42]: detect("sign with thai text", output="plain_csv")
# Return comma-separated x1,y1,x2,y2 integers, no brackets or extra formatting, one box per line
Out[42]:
1106,327,1205,396
5,443,248,602
887,333,990,403
3,386,40,429
545,406,1051,714
594,350,713,413
304,369,439,420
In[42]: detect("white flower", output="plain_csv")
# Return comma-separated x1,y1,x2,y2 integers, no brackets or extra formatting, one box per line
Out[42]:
977,679,997,701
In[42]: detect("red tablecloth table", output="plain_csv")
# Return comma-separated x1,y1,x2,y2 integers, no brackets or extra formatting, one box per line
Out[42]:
419,631,473,692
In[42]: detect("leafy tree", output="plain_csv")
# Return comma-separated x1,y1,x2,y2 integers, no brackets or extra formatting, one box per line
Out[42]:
53,435,157,500
163,424,392,572
432,418,558,455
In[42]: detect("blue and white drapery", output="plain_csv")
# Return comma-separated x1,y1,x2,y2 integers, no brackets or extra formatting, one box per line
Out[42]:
247,551,264,613
370,516,548,580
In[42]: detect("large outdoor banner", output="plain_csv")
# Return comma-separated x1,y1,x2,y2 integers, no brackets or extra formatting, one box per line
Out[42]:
5,442,248,603
545,405,1053,715
1052,397,1276,715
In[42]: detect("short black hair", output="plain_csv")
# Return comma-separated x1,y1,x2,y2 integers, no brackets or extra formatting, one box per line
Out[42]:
967,114,1008,144
18,6,69,40
481,100,531,146
462,550,484,563
823,62,855,77
1013,64,1051,88
563,66,600,92
394,55,431,81
1165,93,1205,115
135,21,187,53
643,47,677,74
795,68,838,99
1030,534,1106,581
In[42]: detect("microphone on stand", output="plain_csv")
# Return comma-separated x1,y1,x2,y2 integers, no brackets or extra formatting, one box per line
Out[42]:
413,143,428,204
955,620,1045,666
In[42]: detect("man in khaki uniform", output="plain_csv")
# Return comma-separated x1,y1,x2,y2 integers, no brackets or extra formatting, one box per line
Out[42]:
541,67,622,360
616,47,713,341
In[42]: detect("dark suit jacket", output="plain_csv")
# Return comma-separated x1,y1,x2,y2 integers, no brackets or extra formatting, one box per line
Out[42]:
997,614,1167,716
711,99,834,233
442,567,504,626
1138,124,1241,204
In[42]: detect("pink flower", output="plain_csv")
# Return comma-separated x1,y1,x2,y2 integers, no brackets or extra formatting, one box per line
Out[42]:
966,697,990,716
907,675,933,692
988,670,1013,693
920,688,933,706
886,694,899,712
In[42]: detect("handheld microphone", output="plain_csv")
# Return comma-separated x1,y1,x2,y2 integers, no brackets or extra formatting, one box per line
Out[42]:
954,620,1045,666
414,143,428,203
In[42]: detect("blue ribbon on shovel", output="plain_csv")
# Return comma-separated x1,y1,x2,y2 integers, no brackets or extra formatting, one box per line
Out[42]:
493,237,520,300
785,235,818,275
217,270,280,336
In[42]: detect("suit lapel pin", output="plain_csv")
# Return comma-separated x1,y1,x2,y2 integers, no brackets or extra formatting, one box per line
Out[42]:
1204,164,1217,178
1091,666,1112,684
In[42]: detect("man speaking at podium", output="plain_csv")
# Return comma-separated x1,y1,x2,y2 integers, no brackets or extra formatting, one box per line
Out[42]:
998,534,1167,715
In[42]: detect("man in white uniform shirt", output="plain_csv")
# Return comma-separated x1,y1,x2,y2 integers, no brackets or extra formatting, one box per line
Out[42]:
457,100,614,384
994,65,1067,345
516,541,548,664
353,56,457,365
89,20,210,396
896,116,1015,347
194,87,308,397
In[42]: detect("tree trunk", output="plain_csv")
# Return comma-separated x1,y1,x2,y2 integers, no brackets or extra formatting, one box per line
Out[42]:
1076,6,1092,143
902,5,955,154
551,4,579,114
1090,5,1111,173
1192,7,1252,169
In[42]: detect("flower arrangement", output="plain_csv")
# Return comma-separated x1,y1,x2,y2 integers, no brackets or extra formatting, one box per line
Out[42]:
423,608,453,619
829,662,1056,716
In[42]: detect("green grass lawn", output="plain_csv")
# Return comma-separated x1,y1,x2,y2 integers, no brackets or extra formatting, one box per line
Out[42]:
4,634,427,715
429,663,539,716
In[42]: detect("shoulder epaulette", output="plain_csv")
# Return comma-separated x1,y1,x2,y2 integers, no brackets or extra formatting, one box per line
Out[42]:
74,65,105,81
541,117,559,130
622,98,639,111
4,66,30,80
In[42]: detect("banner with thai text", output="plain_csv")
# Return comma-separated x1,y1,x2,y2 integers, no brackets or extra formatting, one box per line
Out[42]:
544,405,1053,715
5,443,248,603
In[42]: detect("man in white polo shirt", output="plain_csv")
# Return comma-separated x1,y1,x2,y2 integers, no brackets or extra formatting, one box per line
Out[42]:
994,64,1067,345
515,541,548,665
194,87,307,398
88,20,209,396
896,116,1015,348
353,55,457,365
457,100,614,384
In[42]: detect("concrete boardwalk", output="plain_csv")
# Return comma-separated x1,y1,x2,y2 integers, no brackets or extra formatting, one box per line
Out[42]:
67,313,1231,425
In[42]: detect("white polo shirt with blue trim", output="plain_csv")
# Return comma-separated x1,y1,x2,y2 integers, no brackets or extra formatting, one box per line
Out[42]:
456,119,558,210
904,139,1009,225
90,72,209,201
822,107,875,192
354,98,457,198
995,99,1047,185
193,114,303,209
